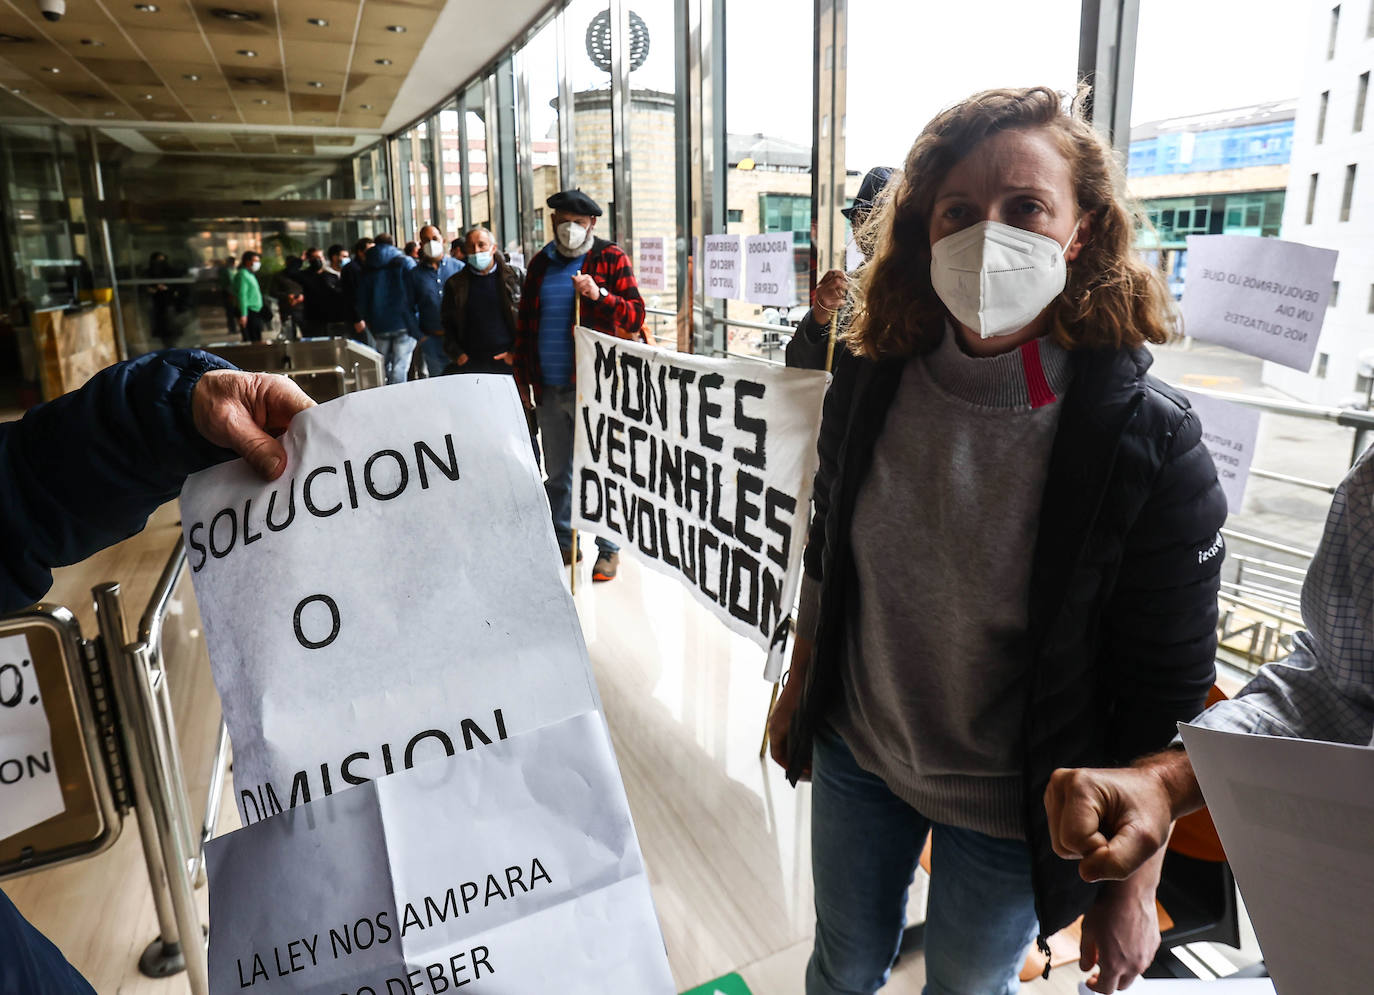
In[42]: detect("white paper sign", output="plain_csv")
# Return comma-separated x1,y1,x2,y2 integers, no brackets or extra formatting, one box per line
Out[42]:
1179,723,1374,994
744,233,794,308
206,712,674,995
1181,235,1338,371
638,236,666,291
703,234,741,300
845,234,863,273
1181,391,1261,514
0,633,65,841
571,327,828,680
180,377,600,826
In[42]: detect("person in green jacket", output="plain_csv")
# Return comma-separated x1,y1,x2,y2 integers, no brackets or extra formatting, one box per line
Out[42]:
232,250,265,342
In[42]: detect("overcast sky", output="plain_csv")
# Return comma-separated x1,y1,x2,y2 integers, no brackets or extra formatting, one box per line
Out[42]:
534,0,1312,173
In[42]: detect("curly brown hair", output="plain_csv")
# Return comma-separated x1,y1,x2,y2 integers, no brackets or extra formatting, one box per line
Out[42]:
847,85,1173,360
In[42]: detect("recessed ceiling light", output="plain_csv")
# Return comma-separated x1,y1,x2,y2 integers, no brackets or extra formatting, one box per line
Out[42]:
307,17,328,27
209,113,220,120
210,7,260,21
235,75,268,85
307,80,323,88
386,25,406,33
140,93,154,100
374,58,391,66
133,3,159,11
80,38,104,47
0,33,35,43
103,110,116,117
360,103,372,110
183,73,201,81
40,66,60,74
254,98,269,104
237,49,258,58
11,88,25,95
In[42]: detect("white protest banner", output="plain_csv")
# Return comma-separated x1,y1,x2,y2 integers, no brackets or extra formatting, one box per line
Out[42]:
1181,390,1261,514
1181,234,1338,371
0,633,64,841
180,376,600,826
206,712,674,995
1179,724,1374,994
703,234,741,299
845,234,863,273
744,233,794,308
571,327,829,680
638,236,666,291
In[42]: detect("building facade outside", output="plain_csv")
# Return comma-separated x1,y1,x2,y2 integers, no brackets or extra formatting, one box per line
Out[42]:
1263,0,1374,405
1127,101,1295,297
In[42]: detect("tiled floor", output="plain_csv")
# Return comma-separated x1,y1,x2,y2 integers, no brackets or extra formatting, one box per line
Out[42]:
8,509,1244,994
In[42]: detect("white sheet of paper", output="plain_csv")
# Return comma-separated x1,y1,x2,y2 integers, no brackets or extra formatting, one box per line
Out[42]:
703,234,742,299
1181,235,1338,371
638,236,666,291
180,377,600,825
1080,981,1274,994
571,328,828,680
744,233,794,307
0,633,65,841
1181,391,1261,514
1179,723,1374,993
845,234,863,273
206,712,674,995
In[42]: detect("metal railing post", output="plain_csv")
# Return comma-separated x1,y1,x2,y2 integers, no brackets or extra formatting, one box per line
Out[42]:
96,583,208,993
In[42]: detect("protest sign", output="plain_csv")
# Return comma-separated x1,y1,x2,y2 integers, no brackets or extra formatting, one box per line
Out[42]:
206,712,674,995
180,376,601,826
743,234,793,308
0,633,65,841
571,328,828,680
1181,390,1261,513
639,236,666,291
1181,235,1338,371
703,234,742,299
1179,724,1374,994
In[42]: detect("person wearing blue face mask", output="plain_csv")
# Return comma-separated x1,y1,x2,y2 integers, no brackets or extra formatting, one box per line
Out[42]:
440,226,523,376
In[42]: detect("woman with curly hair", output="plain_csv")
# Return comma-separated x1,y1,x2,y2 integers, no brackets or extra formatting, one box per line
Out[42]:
767,85,1227,995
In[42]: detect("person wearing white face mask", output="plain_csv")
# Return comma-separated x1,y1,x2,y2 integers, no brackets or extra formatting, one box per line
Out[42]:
766,86,1226,995
510,188,646,582
231,250,265,342
408,224,465,377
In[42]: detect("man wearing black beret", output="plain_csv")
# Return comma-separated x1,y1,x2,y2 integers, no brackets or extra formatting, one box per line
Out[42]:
512,188,646,583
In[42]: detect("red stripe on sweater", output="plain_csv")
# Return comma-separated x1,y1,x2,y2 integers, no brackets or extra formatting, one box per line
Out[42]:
1020,340,1057,409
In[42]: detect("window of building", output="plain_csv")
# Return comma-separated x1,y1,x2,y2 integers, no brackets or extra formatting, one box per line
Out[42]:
760,193,812,243
1318,91,1330,143
1368,282,1374,313
1341,163,1357,221
727,209,743,223
1332,280,1341,306
1307,172,1320,223
1368,0,1374,36
1356,73,1370,132
1329,5,1342,58
1318,352,1330,378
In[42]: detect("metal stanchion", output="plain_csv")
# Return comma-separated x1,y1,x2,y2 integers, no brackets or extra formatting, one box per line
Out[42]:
192,719,230,887
97,583,208,993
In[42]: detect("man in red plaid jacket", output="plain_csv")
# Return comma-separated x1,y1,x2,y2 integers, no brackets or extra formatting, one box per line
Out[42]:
512,188,645,583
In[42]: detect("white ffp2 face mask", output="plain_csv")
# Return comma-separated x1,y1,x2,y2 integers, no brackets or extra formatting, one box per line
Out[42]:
556,221,588,251
929,220,1076,339
425,239,444,258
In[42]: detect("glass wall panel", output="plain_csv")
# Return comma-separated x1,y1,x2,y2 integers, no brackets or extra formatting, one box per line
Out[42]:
437,102,465,242
566,0,614,236
722,0,814,359
465,80,493,234
627,0,683,341
516,18,563,261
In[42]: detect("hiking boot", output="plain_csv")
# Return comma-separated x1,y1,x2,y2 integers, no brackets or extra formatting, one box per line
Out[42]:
560,546,584,566
592,552,619,582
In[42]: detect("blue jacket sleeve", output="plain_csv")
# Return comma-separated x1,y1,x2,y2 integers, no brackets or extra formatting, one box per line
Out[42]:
0,889,96,995
1,349,236,612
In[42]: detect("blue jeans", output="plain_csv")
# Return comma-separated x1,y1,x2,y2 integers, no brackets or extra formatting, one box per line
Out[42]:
373,330,417,385
419,334,449,376
807,726,1039,995
536,385,618,557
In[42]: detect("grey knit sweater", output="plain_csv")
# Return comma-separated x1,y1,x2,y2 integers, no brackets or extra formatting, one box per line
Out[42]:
796,327,1074,839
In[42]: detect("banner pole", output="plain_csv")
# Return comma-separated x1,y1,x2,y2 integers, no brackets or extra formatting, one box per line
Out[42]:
571,291,581,593
824,306,840,372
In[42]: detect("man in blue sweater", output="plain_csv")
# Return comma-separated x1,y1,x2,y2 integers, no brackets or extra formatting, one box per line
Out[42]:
355,233,418,385
409,224,464,377
1,350,313,994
